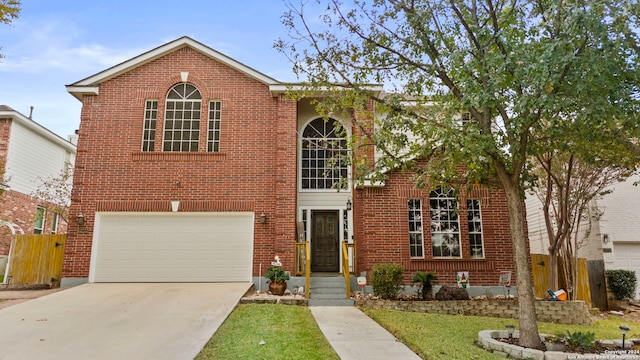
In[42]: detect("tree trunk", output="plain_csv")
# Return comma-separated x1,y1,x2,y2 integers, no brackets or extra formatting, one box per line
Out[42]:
502,180,544,349
548,252,558,292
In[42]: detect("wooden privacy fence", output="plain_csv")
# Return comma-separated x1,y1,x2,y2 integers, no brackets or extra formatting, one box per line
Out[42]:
5,234,66,288
531,253,592,308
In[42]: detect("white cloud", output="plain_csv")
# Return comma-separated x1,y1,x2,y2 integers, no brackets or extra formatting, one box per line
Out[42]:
0,18,143,74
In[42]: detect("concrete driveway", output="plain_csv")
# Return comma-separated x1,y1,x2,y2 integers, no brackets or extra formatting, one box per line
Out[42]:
0,282,251,360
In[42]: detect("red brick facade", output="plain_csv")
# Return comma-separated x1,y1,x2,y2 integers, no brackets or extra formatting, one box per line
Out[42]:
64,46,298,278
64,38,519,286
354,175,517,285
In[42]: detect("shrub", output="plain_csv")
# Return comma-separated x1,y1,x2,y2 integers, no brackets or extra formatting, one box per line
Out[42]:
565,331,596,352
412,271,438,300
605,270,637,300
371,264,404,299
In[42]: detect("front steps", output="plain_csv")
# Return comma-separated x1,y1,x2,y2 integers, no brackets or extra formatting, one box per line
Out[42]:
308,275,354,307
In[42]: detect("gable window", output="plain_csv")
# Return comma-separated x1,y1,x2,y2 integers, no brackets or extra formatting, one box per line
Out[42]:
207,101,221,152
301,118,348,189
34,206,45,234
163,83,202,152
408,199,424,258
142,100,158,151
467,199,484,258
430,187,461,257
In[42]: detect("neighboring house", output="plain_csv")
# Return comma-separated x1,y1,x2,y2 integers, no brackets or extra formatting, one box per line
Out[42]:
0,106,77,256
526,176,640,299
62,37,518,291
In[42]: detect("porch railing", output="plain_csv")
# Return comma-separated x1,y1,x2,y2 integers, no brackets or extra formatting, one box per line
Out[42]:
341,241,357,298
294,241,311,299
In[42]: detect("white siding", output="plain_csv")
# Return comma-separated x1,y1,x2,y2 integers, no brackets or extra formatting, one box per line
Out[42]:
525,194,604,260
5,120,73,195
598,176,640,245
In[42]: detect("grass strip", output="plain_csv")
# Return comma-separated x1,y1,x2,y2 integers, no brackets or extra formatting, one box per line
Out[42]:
196,304,339,360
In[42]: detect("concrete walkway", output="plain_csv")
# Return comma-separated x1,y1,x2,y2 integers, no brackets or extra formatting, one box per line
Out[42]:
310,306,422,360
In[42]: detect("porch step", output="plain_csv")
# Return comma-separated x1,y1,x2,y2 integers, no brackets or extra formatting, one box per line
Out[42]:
308,275,354,307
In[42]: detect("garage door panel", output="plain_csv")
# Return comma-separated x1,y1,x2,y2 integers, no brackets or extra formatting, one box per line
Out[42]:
91,213,254,282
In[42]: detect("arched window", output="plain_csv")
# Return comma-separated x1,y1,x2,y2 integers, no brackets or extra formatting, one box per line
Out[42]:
429,187,461,257
301,118,348,189
163,83,202,152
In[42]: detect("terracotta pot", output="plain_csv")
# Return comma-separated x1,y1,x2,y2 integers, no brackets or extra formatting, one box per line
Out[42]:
269,281,287,296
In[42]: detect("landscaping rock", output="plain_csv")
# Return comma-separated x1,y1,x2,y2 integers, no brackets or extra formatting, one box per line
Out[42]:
435,285,469,300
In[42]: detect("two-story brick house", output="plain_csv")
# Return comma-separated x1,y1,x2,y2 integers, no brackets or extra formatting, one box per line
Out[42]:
62,37,517,290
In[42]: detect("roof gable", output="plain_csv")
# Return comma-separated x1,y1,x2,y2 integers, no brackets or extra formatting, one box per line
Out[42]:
67,36,283,100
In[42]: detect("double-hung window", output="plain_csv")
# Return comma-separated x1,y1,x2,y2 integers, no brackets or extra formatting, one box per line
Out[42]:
142,100,158,151
429,187,461,257
34,206,45,234
467,199,484,258
408,199,424,258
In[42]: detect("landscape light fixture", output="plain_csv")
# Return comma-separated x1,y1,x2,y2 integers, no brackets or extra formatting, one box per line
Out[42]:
506,325,515,339
620,325,630,349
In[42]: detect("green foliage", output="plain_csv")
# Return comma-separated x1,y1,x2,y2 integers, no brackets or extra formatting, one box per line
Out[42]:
265,266,290,284
606,270,637,300
0,0,19,24
279,0,640,346
412,271,438,300
0,0,20,59
196,304,339,360
565,331,596,352
371,264,404,300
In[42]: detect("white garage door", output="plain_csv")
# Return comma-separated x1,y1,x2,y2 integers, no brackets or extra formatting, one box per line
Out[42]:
90,212,254,282
613,242,640,300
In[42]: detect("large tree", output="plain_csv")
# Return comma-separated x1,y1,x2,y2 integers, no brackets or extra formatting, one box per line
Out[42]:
277,0,640,347
0,0,20,59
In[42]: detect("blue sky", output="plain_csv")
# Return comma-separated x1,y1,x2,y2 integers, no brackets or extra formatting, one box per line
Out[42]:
0,0,302,139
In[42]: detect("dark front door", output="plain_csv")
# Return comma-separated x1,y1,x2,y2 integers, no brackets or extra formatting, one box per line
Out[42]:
311,211,339,272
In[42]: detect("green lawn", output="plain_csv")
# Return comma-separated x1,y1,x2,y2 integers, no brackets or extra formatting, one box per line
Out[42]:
362,308,638,359
196,304,339,360
198,304,638,360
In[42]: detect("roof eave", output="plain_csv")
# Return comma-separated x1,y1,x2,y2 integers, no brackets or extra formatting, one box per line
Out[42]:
0,110,77,152
66,86,100,101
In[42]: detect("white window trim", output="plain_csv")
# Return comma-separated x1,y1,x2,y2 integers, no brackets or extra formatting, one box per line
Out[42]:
467,199,485,259
206,100,222,152
51,212,59,234
429,189,462,258
34,206,46,234
141,99,158,152
161,83,202,152
408,198,425,259
298,117,352,192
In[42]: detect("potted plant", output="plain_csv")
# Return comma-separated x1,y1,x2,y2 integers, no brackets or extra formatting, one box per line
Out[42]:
265,266,290,296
